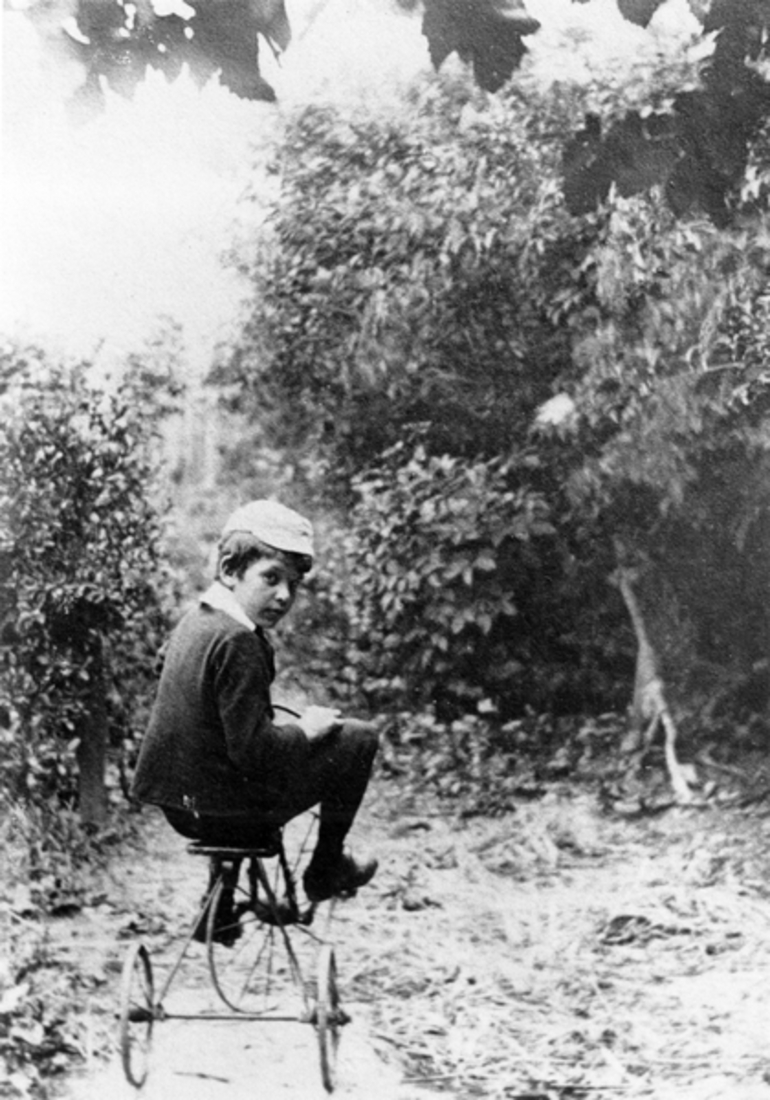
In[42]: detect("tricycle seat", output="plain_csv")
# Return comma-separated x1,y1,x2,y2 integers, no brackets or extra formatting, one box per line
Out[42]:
187,836,282,860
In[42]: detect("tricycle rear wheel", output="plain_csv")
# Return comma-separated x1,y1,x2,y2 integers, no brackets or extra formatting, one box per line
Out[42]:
119,942,154,1087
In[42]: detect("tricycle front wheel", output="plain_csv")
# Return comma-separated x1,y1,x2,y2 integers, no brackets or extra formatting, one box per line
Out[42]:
207,874,304,1014
316,944,347,1093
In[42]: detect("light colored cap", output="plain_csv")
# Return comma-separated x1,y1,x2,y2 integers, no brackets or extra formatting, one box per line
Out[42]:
222,500,314,558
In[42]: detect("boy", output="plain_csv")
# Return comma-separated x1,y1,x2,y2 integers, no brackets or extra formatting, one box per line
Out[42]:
131,499,378,927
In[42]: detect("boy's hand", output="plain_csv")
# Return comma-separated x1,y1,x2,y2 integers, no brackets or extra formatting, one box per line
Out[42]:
299,706,343,741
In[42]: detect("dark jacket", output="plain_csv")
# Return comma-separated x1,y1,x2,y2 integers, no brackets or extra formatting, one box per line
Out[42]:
130,604,307,815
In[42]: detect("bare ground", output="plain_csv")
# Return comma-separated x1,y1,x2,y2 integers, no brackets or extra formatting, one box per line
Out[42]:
18,758,770,1100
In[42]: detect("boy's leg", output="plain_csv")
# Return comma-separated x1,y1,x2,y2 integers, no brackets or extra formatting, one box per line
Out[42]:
251,718,379,832
241,718,379,900
267,719,380,901
308,719,379,865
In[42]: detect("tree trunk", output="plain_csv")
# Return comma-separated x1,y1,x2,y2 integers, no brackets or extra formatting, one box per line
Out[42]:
76,638,108,827
612,544,695,804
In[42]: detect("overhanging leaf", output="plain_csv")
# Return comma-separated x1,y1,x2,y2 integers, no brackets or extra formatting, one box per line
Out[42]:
616,0,667,27
421,0,540,92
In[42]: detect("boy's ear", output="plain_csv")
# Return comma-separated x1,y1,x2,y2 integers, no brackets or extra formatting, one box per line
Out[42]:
218,556,237,588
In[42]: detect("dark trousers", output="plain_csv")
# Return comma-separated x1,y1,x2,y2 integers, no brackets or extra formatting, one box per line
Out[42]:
163,719,379,864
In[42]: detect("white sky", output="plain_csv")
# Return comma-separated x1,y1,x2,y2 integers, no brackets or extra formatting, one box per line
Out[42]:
0,0,698,380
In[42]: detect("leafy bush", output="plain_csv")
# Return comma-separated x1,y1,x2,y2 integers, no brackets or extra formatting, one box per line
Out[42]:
333,439,631,720
214,73,587,488
0,344,170,820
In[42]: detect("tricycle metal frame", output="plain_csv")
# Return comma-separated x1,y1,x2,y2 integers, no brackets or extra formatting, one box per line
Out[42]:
118,826,348,1092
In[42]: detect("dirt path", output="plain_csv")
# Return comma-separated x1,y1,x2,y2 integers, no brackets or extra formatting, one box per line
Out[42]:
39,767,770,1100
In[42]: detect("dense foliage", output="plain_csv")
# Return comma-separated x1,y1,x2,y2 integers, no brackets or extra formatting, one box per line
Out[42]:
218,77,587,481
216,62,770,740
0,344,170,821
562,2,770,222
24,0,537,112
35,0,290,115
559,198,770,727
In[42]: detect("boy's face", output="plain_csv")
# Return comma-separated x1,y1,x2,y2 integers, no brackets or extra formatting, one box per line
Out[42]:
223,555,302,629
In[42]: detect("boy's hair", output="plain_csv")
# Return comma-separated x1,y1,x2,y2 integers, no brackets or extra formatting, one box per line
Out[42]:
216,531,313,581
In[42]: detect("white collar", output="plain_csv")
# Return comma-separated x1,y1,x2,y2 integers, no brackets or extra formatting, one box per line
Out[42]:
200,581,255,632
